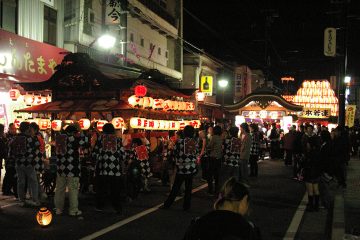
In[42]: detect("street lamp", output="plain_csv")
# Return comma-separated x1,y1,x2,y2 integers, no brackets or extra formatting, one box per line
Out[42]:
344,76,351,84
218,79,228,109
97,34,116,49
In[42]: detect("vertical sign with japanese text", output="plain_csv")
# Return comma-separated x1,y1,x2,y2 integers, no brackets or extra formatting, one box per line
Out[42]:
345,105,356,128
106,0,122,24
324,27,336,57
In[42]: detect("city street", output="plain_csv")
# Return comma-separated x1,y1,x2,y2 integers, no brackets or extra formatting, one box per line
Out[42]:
0,160,309,240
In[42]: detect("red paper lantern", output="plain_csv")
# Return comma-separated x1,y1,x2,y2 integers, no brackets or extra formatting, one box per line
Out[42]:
134,85,147,97
9,89,20,100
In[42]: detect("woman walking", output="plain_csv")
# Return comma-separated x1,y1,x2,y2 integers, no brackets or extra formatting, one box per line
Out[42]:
302,125,321,211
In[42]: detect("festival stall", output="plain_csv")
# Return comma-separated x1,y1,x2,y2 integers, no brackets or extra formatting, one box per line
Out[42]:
225,87,303,131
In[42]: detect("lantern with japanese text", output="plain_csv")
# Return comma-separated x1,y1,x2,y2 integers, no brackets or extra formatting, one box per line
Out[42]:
39,119,51,130
13,117,22,129
33,95,43,105
128,95,144,108
163,100,173,111
153,99,164,110
172,101,179,111
134,85,147,97
111,117,125,129
96,120,108,132
130,117,144,129
9,89,20,101
188,102,195,111
178,102,186,111
51,120,62,131
24,93,34,105
36,207,53,227
78,119,91,130
142,97,154,109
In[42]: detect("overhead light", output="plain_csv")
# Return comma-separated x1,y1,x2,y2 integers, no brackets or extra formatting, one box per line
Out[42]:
218,79,228,88
344,76,351,84
97,34,116,49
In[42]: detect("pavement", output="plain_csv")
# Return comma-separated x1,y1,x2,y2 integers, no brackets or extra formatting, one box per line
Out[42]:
1,157,358,240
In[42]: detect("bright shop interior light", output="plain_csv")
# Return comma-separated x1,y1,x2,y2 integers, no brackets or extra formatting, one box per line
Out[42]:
344,76,351,84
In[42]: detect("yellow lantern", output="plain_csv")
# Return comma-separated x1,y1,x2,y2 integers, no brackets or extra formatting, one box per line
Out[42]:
111,117,125,129
36,207,53,227
51,120,62,131
78,118,91,130
153,99,164,110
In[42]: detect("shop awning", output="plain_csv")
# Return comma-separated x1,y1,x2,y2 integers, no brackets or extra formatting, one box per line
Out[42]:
14,99,132,113
15,99,198,116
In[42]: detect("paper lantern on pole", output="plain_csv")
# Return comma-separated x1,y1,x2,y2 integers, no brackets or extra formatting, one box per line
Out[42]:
134,85,147,97
51,120,62,131
36,207,53,227
78,118,91,130
112,117,125,129
153,99,164,110
39,119,51,130
96,120,108,132
9,89,20,101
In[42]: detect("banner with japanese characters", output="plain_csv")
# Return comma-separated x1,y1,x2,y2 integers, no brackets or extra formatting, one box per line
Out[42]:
106,0,122,24
345,105,356,128
0,29,65,82
300,108,331,118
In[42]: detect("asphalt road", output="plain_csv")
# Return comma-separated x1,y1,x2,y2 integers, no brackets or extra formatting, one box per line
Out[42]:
0,159,305,240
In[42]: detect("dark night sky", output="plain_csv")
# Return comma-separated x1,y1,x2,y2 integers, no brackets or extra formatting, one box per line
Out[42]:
183,0,360,90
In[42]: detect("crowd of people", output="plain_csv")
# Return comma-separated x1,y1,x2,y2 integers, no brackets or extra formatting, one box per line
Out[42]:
0,119,358,239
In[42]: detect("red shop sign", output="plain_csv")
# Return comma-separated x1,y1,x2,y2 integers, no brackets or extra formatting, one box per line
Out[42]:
0,29,66,82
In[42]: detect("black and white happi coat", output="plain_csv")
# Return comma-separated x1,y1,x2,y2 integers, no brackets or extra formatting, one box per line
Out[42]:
250,133,260,156
129,144,152,178
223,137,241,167
10,133,42,169
174,138,198,175
55,132,88,178
93,134,125,177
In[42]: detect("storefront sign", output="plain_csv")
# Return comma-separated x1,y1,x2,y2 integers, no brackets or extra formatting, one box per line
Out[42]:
345,105,356,128
106,0,122,24
324,27,336,57
0,29,65,82
200,76,213,96
130,117,200,130
241,111,285,119
300,108,331,118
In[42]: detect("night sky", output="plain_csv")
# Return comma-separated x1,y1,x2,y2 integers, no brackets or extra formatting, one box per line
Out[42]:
183,0,360,91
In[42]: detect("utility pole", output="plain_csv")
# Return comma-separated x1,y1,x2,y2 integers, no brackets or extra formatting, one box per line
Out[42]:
338,0,349,126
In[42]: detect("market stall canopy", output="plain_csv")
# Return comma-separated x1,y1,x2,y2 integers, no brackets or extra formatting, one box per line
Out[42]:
225,87,303,113
14,99,132,113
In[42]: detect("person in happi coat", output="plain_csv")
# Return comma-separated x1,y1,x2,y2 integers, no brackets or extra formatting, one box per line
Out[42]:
93,123,125,214
9,122,41,206
29,122,46,201
219,126,241,187
2,123,18,197
162,125,198,211
54,125,88,216
129,136,152,192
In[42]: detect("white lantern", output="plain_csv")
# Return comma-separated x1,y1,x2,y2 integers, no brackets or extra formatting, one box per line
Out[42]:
259,110,267,119
142,97,154,109
128,95,144,108
189,102,195,111
33,95,43,105
130,117,144,129
9,89,21,101
39,119,51,130
196,92,205,102
153,99,164,110
51,120,62,131
96,120,108,132
24,93,34,105
163,100,173,111
112,117,125,129
78,119,91,130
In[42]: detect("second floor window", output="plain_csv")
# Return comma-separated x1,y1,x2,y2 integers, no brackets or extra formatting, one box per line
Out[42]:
0,0,17,33
44,5,57,46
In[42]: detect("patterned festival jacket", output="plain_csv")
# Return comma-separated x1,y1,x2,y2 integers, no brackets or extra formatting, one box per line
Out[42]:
9,133,42,169
93,134,125,177
223,137,241,167
55,132,88,177
174,137,198,175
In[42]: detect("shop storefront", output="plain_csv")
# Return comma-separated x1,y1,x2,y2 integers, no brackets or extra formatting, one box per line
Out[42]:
0,29,65,126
